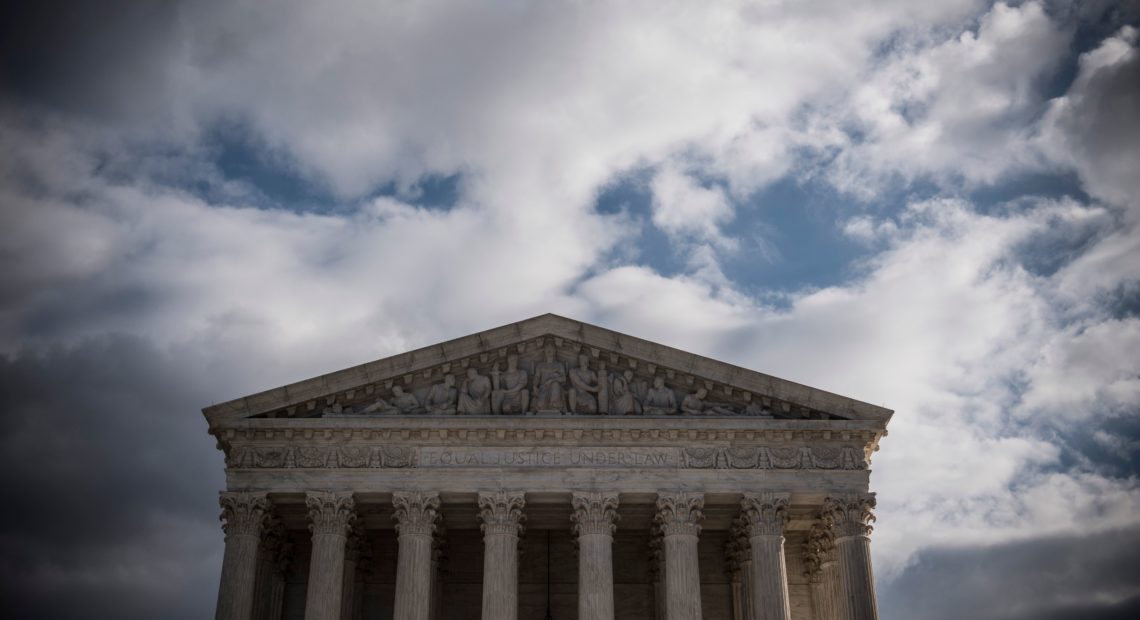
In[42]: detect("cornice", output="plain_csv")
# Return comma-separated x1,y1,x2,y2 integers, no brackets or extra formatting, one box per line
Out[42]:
202,314,894,426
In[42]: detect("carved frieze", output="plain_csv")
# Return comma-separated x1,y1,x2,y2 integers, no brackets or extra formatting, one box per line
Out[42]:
224,444,867,471
270,335,843,421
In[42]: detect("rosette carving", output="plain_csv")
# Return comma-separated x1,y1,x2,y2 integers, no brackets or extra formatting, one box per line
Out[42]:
306,491,356,537
683,447,718,468
654,491,704,537
739,492,790,538
218,491,272,539
393,491,441,537
382,446,414,468
570,491,620,538
821,493,876,539
477,490,526,538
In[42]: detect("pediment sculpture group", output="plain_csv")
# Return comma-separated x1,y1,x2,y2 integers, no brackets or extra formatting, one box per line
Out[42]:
327,345,772,418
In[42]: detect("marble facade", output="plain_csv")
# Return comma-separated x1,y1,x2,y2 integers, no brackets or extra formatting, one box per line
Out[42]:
205,314,891,620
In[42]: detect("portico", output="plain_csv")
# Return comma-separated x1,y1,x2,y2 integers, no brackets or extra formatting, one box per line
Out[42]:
205,314,891,620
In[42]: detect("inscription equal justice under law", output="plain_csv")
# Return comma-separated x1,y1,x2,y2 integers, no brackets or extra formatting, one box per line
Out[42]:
419,447,680,468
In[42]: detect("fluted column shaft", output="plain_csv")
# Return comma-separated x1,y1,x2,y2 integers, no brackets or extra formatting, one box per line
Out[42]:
572,492,620,620
805,523,839,620
739,559,755,620
340,530,365,620
429,527,447,620
649,529,666,620
478,491,526,620
216,492,272,620
393,492,441,620
741,493,791,620
823,494,879,620
655,492,705,620
254,517,290,620
729,519,754,620
304,492,356,620
821,557,840,620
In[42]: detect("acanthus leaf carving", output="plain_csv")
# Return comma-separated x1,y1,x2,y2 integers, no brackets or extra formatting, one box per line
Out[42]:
802,523,835,582
821,493,876,539
477,490,526,538
392,491,441,538
219,491,272,539
570,491,620,538
306,491,356,537
740,492,790,538
654,491,704,537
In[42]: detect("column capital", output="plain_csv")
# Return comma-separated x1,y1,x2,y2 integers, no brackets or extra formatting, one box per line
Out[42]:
740,492,790,537
647,525,665,581
571,491,620,538
219,491,272,539
477,490,526,538
654,491,704,537
821,493,876,539
802,523,834,583
261,515,294,576
393,491,442,537
727,517,752,565
306,491,357,537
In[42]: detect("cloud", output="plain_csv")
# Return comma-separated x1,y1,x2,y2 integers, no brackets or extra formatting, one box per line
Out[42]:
823,1,1071,196
1039,26,1140,211
879,523,1140,620
0,336,223,620
2,1,1140,619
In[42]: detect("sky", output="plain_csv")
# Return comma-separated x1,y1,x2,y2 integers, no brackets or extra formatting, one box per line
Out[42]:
1,0,1138,618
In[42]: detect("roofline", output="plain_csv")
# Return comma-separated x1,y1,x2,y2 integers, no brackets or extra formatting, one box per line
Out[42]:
202,313,894,427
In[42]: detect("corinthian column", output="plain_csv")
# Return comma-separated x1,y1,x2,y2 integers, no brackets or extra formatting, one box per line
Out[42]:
216,491,272,620
821,494,878,620
393,491,441,620
804,524,837,620
571,492,620,620
727,518,753,620
304,492,356,620
807,526,834,620
253,516,291,620
654,491,705,620
477,491,526,620
740,492,791,620
649,526,666,620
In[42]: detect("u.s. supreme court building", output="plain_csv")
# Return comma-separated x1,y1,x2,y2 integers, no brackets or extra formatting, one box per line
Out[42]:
204,314,891,620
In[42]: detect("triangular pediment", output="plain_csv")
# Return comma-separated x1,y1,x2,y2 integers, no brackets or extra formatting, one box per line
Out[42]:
202,314,892,428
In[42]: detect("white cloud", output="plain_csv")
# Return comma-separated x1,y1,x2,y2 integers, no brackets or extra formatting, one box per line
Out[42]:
823,1,1071,196
3,0,1140,605
1039,25,1140,211
650,165,734,243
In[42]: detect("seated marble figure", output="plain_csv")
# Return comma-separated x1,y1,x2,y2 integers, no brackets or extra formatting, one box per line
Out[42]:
458,367,492,414
642,376,677,415
424,374,457,414
492,355,529,414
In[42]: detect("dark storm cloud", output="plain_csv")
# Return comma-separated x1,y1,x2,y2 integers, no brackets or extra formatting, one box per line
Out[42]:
879,524,1140,620
0,335,224,619
0,0,195,120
